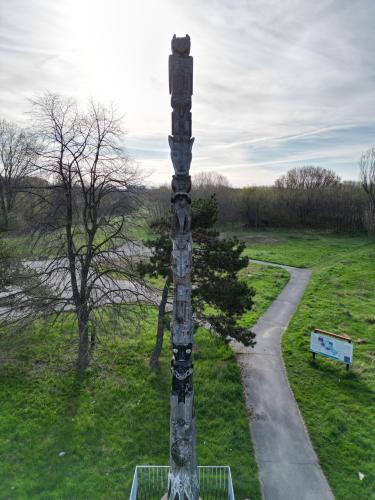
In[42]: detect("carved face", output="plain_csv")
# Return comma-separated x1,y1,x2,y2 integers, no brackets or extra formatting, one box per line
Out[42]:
176,284,188,323
168,136,194,176
172,174,191,194
172,343,193,362
172,247,191,279
176,284,188,299
174,237,191,250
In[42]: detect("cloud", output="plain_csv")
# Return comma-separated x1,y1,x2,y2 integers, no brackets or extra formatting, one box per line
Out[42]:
1,0,374,185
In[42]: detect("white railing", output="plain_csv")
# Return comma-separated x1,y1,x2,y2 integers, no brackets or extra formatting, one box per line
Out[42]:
129,465,235,499
129,466,138,500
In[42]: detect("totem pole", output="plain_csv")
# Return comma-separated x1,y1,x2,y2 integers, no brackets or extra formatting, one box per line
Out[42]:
167,34,199,500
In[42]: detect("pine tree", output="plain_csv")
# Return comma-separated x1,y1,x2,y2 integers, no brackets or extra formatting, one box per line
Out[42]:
139,195,256,368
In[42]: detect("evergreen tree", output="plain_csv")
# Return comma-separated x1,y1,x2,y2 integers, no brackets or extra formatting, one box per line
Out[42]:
139,195,255,367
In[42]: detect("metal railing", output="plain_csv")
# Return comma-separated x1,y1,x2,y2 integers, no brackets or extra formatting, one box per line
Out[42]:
129,465,235,500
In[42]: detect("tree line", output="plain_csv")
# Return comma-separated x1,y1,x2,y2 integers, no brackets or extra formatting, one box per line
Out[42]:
1,114,374,235
145,164,374,233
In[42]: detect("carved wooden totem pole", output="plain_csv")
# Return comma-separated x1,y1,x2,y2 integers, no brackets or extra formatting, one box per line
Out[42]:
167,34,199,500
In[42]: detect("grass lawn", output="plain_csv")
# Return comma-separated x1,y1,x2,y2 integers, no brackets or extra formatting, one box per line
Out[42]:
239,263,289,327
228,228,368,268
0,257,289,500
1,215,150,260
0,309,259,499
238,228,375,500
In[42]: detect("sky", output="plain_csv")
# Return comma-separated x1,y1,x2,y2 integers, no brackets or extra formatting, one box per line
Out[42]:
0,0,374,186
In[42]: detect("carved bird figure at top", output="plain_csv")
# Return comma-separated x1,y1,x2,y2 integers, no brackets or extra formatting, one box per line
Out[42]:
172,34,191,56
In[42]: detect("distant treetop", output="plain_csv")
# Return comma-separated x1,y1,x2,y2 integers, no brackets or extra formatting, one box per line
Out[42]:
275,166,341,190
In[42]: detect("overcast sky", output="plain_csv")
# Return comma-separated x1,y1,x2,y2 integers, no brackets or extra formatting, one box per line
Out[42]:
1,0,374,186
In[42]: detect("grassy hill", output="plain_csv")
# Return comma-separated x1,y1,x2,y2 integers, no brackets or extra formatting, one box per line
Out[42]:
241,229,375,500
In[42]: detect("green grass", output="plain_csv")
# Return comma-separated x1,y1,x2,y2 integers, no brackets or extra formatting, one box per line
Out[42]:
1,215,150,260
0,307,262,499
201,263,289,333
225,228,369,268
239,263,289,327
239,229,375,499
0,256,290,499
0,233,50,259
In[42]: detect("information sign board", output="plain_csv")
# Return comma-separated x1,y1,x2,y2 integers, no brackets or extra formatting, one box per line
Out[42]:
310,330,353,366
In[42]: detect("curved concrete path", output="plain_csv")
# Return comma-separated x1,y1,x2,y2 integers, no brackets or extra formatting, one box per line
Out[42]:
233,260,334,500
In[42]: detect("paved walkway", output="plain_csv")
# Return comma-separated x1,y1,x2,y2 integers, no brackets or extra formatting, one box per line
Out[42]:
233,260,334,500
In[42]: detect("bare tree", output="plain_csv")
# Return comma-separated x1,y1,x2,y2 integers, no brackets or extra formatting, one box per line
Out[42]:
0,93,152,372
0,239,13,290
359,147,375,232
193,171,230,189
192,172,242,225
144,183,171,222
274,166,342,227
0,120,36,228
275,166,341,190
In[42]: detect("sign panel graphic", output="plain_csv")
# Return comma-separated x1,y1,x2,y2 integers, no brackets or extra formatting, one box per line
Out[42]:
310,331,353,365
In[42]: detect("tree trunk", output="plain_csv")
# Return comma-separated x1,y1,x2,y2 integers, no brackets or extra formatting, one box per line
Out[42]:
90,325,97,348
0,184,9,229
364,200,375,234
77,314,89,373
150,276,171,369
